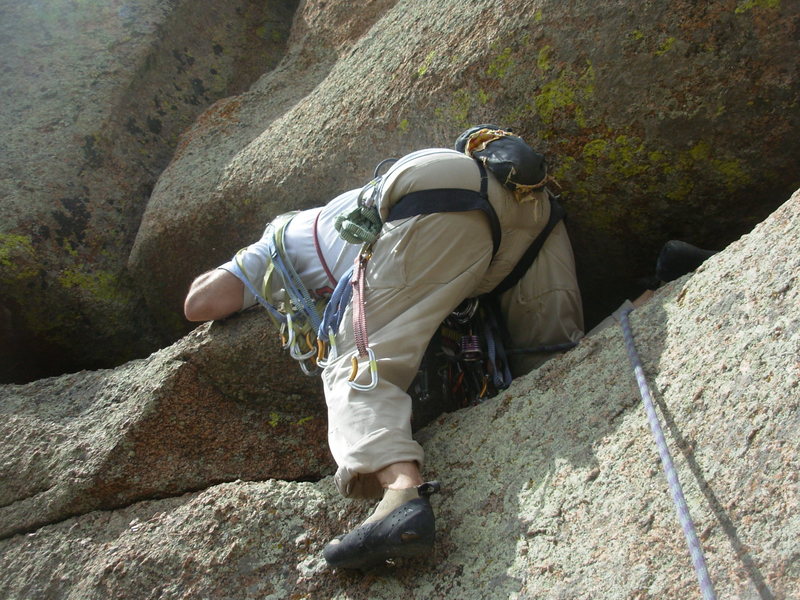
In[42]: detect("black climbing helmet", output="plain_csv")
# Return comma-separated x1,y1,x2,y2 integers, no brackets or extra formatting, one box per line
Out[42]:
454,125,547,191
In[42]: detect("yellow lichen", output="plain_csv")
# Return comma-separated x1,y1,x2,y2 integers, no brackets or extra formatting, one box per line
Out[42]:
417,51,436,77
0,234,38,281
537,45,552,72
655,37,677,56
735,0,780,14
486,47,514,79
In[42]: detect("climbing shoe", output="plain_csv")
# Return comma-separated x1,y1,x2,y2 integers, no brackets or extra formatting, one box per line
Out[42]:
656,240,717,282
323,481,440,570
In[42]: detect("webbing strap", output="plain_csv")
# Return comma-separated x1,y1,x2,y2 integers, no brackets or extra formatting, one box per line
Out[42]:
386,161,501,257
491,193,565,296
313,208,338,287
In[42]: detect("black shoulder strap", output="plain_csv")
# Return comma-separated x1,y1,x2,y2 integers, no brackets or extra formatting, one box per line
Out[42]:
490,193,565,296
386,161,502,257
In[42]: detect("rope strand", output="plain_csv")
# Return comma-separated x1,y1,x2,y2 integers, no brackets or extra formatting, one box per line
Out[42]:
619,307,717,600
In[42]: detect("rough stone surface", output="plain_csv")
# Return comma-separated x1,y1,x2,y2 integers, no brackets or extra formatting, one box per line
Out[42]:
3,0,798,383
0,0,298,382
0,310,330,539
129,0,800,343
0,191,796,599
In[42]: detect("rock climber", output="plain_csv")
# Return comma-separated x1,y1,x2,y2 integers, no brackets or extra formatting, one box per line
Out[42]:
183,126,584,569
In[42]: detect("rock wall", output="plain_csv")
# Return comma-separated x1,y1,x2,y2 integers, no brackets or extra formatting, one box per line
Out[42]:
0,0,298,382
129,0,800,342
0,189,797,599
2,0,798,383
0,309,330,540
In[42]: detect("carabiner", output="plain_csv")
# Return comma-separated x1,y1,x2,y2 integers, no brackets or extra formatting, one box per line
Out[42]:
280,314,295,350
290,337,316,361
299,359,319,376
347,347,379,391
316,328,339,369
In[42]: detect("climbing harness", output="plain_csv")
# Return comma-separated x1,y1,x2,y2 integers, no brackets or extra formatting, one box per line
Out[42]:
618,307,717,600
228,213,326,376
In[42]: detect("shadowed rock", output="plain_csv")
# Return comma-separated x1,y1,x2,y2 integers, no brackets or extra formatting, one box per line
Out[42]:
0,0,298,382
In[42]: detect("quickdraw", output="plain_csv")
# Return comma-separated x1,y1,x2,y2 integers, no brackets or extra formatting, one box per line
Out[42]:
346,244,379,391
228,214,326,376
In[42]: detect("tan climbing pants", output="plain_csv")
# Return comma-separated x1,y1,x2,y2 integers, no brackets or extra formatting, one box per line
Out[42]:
321,207,583,498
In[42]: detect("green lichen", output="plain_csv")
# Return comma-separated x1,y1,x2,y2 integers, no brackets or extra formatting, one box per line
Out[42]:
686,141,749,191
534,61,595,127
296,416,313,426
398,118,409,133
269,412,281,427
564,132,752,207
629,30,645,41
434,88,474,129
735,0,780,13
535,75,575,124
486,47,514,79
537,45,552,71
0,234,38,281
417,51,436,77
534,9,543,22
655,37,677,56
58,268,124,303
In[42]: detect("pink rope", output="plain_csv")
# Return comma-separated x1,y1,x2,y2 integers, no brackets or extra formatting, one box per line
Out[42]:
351,252,370,358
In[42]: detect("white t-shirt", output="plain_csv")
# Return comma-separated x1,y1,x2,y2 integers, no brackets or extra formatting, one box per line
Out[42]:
282,189,361,293
219,189,361,309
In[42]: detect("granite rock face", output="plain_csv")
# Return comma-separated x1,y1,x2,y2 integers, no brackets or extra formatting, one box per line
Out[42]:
0,0,298,382
0,310,330,540
0,190,796,599
3,0,798,383
129,0,800,342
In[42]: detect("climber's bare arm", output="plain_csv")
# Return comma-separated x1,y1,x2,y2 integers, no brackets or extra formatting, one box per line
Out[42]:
184,269,244,322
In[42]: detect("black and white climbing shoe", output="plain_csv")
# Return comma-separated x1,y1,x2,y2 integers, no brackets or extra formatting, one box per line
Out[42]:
323,481,440,570
656,240,717,282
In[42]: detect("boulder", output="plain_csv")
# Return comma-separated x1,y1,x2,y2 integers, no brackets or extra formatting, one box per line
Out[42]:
129,0,800,345
0,0,297,382
0,310,330,539
0,189,796,599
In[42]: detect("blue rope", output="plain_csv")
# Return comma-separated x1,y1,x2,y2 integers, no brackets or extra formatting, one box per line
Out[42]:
267,231,323,333
618,307,717,600
318,266,353,341
227,260,286,324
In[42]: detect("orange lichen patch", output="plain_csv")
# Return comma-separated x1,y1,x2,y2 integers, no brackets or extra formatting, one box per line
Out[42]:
173,97,244,161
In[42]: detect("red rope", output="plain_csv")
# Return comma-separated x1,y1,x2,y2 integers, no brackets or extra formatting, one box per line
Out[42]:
313,209,338,288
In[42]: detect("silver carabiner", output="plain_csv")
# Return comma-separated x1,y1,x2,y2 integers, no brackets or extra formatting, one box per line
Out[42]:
280,314,295,350
290,337,316,361
299,359,319,376
347,347,379,391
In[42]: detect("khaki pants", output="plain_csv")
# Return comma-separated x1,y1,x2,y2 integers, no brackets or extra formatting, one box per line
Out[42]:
321,208,583,498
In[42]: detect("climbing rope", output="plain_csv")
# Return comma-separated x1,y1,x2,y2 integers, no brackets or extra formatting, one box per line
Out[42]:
618,307,717,600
